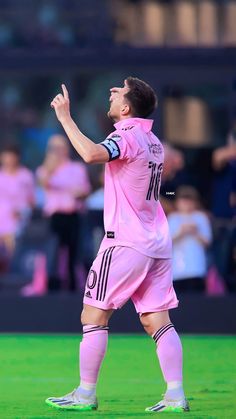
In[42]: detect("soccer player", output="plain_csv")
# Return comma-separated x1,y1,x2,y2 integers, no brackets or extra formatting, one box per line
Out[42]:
46,77,189,413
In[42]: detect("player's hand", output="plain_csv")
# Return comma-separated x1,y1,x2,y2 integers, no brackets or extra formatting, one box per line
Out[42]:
50,84,71,124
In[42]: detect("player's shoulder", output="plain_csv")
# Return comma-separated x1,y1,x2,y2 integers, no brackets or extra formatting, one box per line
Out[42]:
108,123,136,138
106,131,123,142
105,128,132,151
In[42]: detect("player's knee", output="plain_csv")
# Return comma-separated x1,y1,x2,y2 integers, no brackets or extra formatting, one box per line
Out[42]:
80,308,105,326
140,314,153,336
81,305,113,327
140,311,171,336
139,314,148,328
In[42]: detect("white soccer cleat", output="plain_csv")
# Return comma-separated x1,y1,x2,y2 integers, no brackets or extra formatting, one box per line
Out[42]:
45,388,98,411
145,396,190,413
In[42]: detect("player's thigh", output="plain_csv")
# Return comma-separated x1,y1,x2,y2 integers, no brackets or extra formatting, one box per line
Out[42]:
83,246,152,311
132,258,178,317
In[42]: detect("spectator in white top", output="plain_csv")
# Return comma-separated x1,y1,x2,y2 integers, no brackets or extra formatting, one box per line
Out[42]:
168,186,212,292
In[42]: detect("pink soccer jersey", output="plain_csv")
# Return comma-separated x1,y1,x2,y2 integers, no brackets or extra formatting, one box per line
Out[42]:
0,167,34,235
99,117,172,259
37,160,91,216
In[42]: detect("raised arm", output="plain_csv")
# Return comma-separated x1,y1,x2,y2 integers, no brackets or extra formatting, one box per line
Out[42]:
50,84,109,164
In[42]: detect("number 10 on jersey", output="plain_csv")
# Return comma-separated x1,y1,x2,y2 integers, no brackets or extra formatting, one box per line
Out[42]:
146,161,163,201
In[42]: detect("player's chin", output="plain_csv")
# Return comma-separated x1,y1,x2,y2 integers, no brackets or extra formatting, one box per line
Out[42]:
107,109,114,121
107,108,118,123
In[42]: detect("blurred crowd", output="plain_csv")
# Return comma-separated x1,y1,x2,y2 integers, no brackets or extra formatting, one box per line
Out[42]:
0,0,236,49
0,131,235,296
161,140,236,294
0,135,105,295
0,0,235,296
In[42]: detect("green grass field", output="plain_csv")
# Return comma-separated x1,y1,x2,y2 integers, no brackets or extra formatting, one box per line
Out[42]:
0,335,235,419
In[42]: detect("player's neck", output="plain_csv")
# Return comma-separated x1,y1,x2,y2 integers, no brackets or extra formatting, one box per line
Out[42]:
115,114,134,123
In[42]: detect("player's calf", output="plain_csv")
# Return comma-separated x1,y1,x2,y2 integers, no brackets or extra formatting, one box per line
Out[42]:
46,323,109,411
141,316,189,412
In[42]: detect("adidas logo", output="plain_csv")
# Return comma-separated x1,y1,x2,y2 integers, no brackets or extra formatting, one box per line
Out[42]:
85,290,92,298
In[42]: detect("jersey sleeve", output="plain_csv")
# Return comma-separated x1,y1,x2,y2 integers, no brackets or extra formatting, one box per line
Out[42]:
100,130,136,162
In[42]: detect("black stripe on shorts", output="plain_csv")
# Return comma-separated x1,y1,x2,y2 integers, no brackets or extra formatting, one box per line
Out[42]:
96,247,115,301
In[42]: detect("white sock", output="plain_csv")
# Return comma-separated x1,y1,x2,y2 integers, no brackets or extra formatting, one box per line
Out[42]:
165,381,184,400
75,381,96,403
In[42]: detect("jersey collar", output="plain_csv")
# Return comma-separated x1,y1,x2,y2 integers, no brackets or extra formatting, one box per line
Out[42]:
114,117,153,133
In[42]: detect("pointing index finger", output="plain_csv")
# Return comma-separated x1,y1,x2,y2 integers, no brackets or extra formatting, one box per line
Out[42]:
62,84,69,100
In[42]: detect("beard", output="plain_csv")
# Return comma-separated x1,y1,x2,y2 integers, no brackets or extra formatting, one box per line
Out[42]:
107,108,116,122
107,110,113,121
107,104,119,123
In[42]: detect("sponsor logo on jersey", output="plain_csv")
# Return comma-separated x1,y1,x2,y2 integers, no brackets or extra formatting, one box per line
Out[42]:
121,125,134,131
107,231,115,239
148,144,163,157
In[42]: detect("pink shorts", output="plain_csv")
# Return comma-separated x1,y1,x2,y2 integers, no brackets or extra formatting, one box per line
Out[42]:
83,246,178,314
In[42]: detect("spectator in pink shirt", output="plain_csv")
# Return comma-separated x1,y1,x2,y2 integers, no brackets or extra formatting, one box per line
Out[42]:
36,134,91,291
0,144,35,260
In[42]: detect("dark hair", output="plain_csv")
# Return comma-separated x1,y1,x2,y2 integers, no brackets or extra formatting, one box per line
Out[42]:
125,76,158,118
1,144,20,156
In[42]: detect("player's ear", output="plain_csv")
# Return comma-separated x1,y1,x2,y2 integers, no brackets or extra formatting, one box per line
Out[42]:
121,103,131,116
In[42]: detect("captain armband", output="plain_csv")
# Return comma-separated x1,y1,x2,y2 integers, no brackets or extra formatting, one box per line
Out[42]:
100,138,121,161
